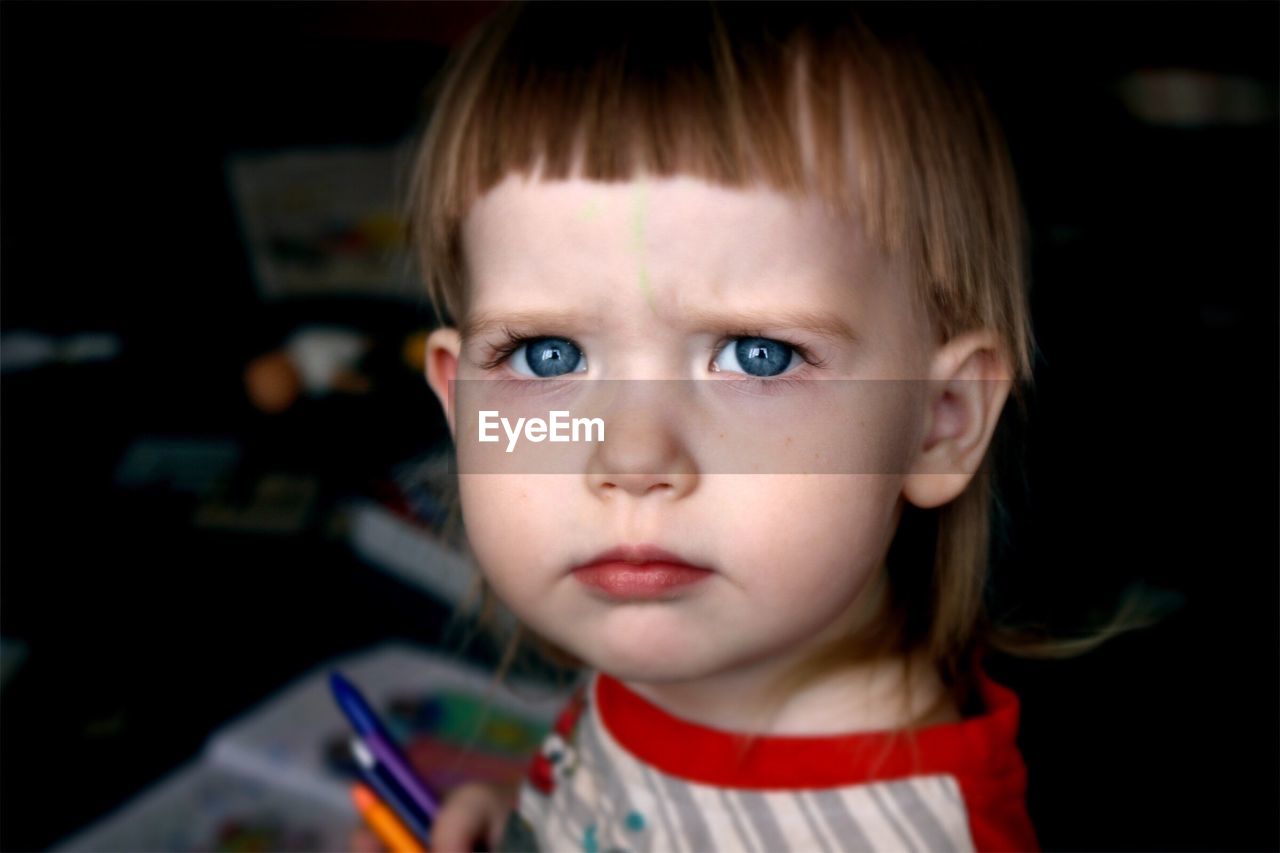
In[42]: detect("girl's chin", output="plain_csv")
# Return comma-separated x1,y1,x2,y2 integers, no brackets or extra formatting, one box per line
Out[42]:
561,640,733,685
585,658,708,683
522,603,755,682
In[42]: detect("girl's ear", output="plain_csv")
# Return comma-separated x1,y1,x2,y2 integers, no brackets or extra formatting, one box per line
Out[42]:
424,328,461,439
902,330,1013,509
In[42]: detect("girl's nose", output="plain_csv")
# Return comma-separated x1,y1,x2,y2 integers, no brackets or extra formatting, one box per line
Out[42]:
583,403,698,500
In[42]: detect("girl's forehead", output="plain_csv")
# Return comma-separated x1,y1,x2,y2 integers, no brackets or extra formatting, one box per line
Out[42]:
461,173,905,320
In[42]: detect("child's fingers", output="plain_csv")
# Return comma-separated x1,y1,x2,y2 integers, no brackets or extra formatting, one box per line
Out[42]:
432,782,513,853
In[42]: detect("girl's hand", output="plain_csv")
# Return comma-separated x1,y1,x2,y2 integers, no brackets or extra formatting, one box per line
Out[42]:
431,781,520,853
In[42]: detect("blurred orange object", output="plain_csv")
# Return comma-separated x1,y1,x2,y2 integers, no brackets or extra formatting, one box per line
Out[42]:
244,350,302,414
403,330,428,374
351,782,428,853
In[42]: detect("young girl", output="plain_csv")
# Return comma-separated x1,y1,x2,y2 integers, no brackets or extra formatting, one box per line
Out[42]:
412,4,1037,850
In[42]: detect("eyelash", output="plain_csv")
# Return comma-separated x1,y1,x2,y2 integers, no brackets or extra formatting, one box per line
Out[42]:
478,327,828,375
477,326,535,372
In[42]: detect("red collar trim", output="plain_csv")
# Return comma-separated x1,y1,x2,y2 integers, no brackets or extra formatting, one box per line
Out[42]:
594,668,1024,790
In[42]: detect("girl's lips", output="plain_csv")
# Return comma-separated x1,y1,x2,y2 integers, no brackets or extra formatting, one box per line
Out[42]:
572,562,713,598
571,544,714,599
574,544,710,571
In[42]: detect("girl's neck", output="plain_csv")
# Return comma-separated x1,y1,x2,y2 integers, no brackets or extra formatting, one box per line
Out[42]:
619,646,959,737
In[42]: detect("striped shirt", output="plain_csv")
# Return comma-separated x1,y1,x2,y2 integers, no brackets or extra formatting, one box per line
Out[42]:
499,669,1037,852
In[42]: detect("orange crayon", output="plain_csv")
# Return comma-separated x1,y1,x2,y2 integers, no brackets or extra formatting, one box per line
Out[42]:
351,782,429,853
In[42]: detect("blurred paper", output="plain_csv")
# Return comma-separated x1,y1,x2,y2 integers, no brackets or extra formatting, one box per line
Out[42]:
55,643,576,852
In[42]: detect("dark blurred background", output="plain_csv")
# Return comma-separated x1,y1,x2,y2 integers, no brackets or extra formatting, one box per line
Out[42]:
1,2,1276,851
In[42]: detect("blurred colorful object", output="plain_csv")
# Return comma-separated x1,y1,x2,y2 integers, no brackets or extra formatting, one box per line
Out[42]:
243,326,372,414
387,691,547,757
227,144,417,300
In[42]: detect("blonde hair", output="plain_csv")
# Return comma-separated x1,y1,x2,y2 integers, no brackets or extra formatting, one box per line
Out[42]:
409,3,1134,717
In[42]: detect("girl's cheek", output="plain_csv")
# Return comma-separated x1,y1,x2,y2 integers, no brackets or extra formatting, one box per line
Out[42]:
748,476,899,550
459,475,555,580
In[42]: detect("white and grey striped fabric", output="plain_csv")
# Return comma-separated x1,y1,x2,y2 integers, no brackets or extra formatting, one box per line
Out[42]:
510,675,976,853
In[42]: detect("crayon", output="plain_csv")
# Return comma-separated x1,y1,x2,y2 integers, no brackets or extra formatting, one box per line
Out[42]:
351,782,428,853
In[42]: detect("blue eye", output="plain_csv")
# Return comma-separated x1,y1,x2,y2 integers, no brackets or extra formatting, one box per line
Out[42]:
712,336,798,377
510,336,586,378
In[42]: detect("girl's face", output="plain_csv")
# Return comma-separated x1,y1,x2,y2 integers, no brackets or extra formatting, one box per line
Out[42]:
434,174,941,688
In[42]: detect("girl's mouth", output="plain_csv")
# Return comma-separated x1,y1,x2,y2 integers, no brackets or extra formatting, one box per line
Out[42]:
571,544,714,600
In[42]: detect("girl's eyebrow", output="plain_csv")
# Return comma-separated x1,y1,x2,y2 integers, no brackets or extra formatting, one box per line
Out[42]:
461,309,592,340
461,308,858,343
680,308,859,343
